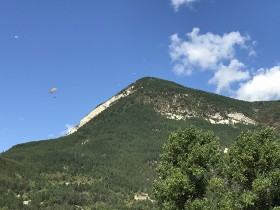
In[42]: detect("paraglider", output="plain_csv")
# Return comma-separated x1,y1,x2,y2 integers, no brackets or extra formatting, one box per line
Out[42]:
50,88,57,94
50,88,57,98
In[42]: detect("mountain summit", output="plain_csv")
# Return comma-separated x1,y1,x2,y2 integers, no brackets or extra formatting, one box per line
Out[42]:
71,76,278,136
1,76,280,209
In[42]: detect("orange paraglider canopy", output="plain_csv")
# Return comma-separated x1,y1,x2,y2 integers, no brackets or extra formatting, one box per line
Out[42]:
50,88,57,94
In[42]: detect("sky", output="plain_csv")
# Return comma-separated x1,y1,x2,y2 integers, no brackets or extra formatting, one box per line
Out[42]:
1,0,280,151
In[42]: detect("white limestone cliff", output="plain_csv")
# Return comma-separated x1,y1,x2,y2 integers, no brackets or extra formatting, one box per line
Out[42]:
67,86,135,135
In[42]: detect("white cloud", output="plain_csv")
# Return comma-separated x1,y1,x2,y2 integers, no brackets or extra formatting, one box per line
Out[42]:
234,66,280,101
60,124,74,136
169,28,280,101
169,28,251,76
209,59,250,93
171,0,198,11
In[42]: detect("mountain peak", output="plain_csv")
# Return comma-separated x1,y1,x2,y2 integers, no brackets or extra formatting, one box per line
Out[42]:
67,76,257,136
66,76,280,137
67,76,184,135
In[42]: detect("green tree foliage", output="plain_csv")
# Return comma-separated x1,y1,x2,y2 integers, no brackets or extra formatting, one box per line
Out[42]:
153,126,221,209
154,126,280,210
223,127,280,209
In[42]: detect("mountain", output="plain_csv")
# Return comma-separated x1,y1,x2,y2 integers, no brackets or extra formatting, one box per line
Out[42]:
1,77,280,209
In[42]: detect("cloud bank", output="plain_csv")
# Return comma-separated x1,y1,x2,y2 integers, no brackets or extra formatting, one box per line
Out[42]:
170,27,252,93
170,28,251,74
209,59,250,94
234,66,280,101
169,27,280,101
171,0,198,11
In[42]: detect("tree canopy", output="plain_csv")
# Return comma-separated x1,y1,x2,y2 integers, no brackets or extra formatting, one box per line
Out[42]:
154,126,280,210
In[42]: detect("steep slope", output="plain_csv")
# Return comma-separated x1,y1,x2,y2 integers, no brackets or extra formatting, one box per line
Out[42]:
1,77,279,209
67,85,135,135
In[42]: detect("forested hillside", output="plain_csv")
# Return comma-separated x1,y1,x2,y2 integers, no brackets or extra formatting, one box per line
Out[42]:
1,77,279,209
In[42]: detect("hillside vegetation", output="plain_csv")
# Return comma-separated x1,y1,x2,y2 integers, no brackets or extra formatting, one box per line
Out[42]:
1,77,280,209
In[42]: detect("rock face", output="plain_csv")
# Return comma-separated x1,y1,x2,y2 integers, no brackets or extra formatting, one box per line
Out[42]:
152,93,256,125
207,112,256,125
67,86,135,135
134,193,152,201
160,110,256,125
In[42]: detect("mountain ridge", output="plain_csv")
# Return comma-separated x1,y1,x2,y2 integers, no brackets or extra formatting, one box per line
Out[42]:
67,85,136,135
68,76,260,136
73,76,280,134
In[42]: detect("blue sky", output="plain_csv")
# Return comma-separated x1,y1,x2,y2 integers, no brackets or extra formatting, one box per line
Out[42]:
1,0,280,151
